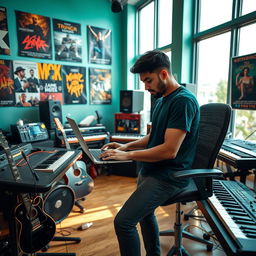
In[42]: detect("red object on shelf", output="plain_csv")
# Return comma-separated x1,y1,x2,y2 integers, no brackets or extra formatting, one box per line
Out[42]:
114,113,141,134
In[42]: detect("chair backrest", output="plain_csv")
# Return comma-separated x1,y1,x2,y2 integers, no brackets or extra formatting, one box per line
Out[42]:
192,103,231,169
192,103,231,199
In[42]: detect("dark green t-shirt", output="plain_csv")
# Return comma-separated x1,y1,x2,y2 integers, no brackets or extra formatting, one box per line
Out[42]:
140,86,200,187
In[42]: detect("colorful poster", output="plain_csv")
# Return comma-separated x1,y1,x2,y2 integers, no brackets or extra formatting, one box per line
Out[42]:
0,59,14,106
89,68,112,104
231,53,256,110
87,25,112,65
13,60,40,106
15,11,52,59
37,63,63,103
53,19,82,62
0,7,10,55
62,65,87,104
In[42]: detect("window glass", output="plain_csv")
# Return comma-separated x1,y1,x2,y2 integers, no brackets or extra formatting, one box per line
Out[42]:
139,2,154,54
158,0,172,47
238,23,256,56
197,33,230,105
242,0,256,15
234,22,256,141
199,0,233,31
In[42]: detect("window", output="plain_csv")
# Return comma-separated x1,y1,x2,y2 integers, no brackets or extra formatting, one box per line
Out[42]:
195,0,256,141
197,33,230,105
137,0,173,134
158,0,172,48
138,1,155,54
234,22,256,140
199,0,233,31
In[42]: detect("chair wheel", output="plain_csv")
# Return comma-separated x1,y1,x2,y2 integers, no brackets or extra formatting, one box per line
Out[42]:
203,233,210,240
184,215,189,221
41,245,49,252
207,244,213,251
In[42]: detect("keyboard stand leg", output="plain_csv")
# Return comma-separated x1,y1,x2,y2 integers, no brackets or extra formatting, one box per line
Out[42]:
75,198,86,213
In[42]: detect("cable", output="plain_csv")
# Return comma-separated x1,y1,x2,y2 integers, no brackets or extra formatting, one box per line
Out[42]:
20,150,39,181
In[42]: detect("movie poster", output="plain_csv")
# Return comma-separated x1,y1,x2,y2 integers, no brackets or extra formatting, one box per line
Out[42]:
87,25,112,65
53,19,82,62
231,53,256,110
0,59,15,106
15,11,52,59
62,65,87,104
0,7,10,55
89,68,112,104
37,63,63,103
13,60,40,106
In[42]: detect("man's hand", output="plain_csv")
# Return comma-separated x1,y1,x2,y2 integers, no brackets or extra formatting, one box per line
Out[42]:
99,149,130,161
101,142,127,151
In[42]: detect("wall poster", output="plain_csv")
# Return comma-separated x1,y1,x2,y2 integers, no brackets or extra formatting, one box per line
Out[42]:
53,18,82,62
0,7,10,55
87,25,112,65
62,65,87,104
37,63,63,103
15,10,52,59
0,59,14,106
89,68,112,104
13,60,40,106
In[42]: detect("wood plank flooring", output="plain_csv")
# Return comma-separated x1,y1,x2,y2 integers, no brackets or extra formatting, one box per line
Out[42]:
44,174,226,256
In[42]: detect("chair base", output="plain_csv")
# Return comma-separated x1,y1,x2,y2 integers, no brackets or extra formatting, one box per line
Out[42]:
167,245,190,256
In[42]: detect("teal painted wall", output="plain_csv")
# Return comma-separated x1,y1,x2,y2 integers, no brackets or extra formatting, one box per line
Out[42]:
0,0,124,132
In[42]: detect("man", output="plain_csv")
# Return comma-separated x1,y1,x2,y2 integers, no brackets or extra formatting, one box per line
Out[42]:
27,69,39,92
14,66,29,92
100,50,200,256
16,93,31,107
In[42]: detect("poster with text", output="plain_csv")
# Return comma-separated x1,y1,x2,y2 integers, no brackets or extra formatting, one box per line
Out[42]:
62,65,87,104
89,68,111,104
87,25,112,65
37,63,63,103
53,19,82,62
15,10,52,59
0,7,10,55
231,53,256,110
13,60,40,106
0,59,14,106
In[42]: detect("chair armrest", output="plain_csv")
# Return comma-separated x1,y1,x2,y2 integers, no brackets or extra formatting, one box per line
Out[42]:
173,168,223,179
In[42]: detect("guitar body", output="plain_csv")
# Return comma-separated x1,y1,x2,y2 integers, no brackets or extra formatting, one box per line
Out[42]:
15,196,56,253
64,160,94,199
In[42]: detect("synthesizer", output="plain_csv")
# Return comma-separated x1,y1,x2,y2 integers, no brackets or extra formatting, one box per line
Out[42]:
110,133,145,142
218,139,256,169
198,179,256,255
56,125,108,145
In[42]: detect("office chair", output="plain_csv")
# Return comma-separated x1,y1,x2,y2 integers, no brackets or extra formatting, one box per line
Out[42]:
159,103,231,256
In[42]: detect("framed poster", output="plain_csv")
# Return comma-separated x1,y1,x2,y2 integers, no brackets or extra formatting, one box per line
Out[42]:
89,68,112,104
0,6,10,55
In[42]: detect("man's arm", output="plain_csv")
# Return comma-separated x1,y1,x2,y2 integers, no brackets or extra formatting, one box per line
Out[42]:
100,128,187,162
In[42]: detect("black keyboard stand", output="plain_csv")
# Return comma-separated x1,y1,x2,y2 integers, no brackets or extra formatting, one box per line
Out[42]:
75,197,86,213
36,236,81,256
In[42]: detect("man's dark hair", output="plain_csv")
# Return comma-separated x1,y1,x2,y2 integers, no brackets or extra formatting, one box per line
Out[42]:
130,50,171,74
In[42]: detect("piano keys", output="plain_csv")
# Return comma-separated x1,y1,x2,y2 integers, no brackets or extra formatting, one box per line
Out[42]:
198,179,256,255
110,133,145,142
218,138,256,170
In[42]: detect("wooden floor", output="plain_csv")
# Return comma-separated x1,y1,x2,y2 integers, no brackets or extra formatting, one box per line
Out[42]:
45,174,227,256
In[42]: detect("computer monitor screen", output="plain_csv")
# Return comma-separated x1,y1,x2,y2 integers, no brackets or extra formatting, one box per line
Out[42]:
231,53,256,110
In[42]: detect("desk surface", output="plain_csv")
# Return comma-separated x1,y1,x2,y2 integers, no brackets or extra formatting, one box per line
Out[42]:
0,148,82,193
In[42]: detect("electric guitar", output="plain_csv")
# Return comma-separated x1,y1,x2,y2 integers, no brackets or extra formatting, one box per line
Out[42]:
0,131,56,254
54,118,94,199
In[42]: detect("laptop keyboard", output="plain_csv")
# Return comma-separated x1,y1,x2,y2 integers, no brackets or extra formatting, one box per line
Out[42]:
90,149,103,161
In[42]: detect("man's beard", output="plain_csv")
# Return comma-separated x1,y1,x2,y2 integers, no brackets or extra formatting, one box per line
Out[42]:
153,79,166,98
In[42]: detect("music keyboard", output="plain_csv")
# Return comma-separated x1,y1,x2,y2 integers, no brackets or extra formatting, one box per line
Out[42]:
110,133,144,142
66,134,108,143
218,139,256,169
34,150,76,172
199,180,256,255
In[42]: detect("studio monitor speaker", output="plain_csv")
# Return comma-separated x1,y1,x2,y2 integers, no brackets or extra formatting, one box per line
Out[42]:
39,100,62,130
120,90,144,113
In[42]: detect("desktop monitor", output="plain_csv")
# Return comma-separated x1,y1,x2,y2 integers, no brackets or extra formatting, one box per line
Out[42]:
231,52,256,110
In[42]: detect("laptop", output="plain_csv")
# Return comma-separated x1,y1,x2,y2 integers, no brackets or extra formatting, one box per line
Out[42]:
66,117,132,164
